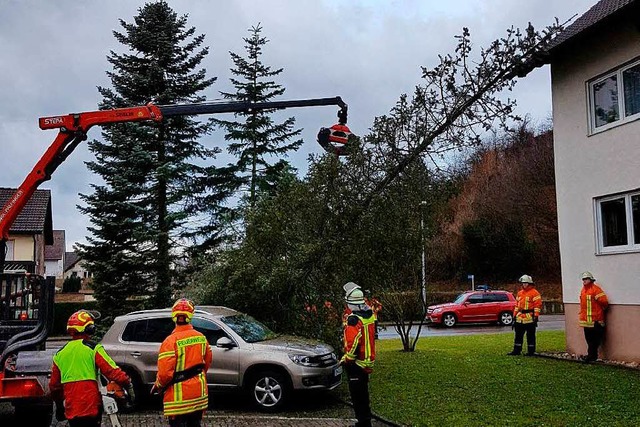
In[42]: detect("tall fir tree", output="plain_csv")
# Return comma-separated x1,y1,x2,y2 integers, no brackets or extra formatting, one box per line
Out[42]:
214,24,303,208
77,1,230,315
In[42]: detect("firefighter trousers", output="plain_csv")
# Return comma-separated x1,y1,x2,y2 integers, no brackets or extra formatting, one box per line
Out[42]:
583,323,605,361
345,363,372,427
512,322,536,355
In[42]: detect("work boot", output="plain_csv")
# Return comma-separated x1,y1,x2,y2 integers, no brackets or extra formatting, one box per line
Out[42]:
506,351,520,356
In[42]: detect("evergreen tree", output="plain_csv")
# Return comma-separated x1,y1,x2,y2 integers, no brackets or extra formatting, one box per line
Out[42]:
77,1,227,315
214,24,303,208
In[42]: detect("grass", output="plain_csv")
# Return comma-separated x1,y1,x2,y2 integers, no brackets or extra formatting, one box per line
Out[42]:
370,331,640,426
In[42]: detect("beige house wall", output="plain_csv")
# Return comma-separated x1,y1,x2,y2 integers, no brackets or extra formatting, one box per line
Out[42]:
12,235,35,261
565,304,640,363
551,19,640,361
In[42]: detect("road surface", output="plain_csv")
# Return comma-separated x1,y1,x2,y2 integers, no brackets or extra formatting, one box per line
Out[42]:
377,314,564,339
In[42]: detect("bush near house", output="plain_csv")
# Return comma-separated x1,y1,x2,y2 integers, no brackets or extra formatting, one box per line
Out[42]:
61,276,82,293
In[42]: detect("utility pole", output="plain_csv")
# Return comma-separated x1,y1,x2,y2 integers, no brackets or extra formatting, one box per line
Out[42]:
420,200,427,311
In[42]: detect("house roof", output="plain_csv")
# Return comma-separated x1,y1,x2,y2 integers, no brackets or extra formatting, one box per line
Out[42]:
0,187,53,244
549,0,637,51
64,251,81,271
45,230,65,260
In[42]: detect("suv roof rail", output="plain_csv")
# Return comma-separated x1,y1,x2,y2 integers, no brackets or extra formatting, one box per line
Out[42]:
122,307,213,317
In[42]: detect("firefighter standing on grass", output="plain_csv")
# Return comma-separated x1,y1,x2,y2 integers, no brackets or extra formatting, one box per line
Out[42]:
341,282,376,427
579,271,609,362
507,275,542,356
49,310,134,427
152,298,212,427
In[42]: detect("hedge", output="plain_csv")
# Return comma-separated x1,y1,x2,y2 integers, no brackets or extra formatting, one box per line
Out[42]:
52,301,100,336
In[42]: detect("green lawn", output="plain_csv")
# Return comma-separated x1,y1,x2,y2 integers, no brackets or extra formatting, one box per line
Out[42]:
370,331,640,426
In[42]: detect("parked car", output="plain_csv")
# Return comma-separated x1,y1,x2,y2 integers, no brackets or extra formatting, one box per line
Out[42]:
100,306,341,411
426,290,516,327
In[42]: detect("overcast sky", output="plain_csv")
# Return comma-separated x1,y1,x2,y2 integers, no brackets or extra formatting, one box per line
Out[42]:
0,0,596,251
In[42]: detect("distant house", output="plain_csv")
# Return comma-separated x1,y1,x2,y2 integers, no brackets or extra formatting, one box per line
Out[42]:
44,230,65,279
64,251,93,289
549,0,640,361
0,188,53,275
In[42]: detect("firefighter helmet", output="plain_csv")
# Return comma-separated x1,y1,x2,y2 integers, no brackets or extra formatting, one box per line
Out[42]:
171,298,195,323
345,288,366,305
343,281,361,295
518,275,534,284
581,271,595,281
67,310,96,335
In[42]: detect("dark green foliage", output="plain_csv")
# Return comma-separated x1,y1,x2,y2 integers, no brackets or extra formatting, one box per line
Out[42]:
61,276,82,293
78,1,226,317
462,217,534,280
52,301,99,336
213,24,302,208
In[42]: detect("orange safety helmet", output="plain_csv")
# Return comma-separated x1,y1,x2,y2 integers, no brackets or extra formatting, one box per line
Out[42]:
171,298,195,323
67,310,96,335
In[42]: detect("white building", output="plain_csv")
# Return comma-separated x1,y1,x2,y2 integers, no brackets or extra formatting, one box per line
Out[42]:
549,0,640,361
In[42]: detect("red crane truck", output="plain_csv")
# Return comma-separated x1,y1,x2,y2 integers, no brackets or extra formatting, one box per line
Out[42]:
0,96,350,426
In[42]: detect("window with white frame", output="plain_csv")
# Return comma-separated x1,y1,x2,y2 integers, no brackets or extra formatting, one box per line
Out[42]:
595,191,640,253
589,59,640,132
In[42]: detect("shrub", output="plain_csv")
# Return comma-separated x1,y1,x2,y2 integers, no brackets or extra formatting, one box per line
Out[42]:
62,276,82,293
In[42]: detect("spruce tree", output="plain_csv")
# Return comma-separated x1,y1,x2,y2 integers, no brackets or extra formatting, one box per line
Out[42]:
77,1,227,314
214,24,303,208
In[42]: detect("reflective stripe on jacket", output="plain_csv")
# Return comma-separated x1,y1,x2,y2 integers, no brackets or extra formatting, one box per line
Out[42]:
514,288,542,324
579,283,608,327
154,324,213,417
341,310,376,372
49,338,130,419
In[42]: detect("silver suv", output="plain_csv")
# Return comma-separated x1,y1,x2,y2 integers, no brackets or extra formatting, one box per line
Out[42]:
100,306,342,411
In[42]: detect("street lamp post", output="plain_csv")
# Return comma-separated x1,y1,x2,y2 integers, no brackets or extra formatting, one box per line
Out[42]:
420,200,427,311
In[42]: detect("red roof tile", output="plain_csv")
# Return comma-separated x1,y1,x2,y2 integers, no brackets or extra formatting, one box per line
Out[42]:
45,230,65,260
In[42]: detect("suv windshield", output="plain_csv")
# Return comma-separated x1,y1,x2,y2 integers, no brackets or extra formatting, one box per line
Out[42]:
221,314,279,343
453,293,468,304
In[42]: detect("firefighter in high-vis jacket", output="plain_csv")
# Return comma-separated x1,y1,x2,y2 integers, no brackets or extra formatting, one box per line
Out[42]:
49,310,134,427
579,271,609,362
152,298,212,427
341,282,376,427
507,275,542,356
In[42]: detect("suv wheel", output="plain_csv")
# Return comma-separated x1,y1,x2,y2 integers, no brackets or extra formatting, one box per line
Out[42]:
119,367,144,411
442,313,457,327
499,311,514,326
250,370,289,412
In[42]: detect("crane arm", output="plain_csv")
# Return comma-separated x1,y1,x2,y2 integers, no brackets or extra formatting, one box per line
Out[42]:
0,97,348,266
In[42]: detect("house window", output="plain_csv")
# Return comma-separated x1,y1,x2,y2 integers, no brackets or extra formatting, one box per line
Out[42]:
5,240,15,261
596,191,640,253
589,59,640,132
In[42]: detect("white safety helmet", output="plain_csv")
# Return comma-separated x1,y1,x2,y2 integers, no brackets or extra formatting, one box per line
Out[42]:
581,271,595,281
343,281,361,294
518,275,534,284
345,287,366,305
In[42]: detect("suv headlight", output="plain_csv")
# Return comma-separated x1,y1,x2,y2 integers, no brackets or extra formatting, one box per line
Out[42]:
432,308,442,313
288,354,322,367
